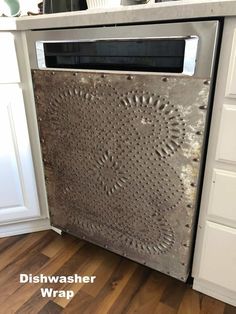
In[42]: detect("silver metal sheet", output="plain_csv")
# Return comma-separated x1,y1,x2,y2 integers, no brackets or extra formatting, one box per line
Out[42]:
32,70,210,281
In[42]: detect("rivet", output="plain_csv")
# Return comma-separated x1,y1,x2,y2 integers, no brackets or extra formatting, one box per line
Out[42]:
199,105,207,110
41,138,45,143
101,74,105,78
196,131,203,135
185,224,190,228
204,80,210,85
193,158,200,162
162,77,168,82
38,117,42,121
43,158,47,162
51,71,55,75
191,182,197,187
187,204,192,208
127,75,134,80
73,72,78,76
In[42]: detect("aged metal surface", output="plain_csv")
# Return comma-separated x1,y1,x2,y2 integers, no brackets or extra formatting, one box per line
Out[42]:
32,70,210,281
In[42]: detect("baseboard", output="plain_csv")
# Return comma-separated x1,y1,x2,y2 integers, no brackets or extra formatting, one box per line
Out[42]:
51,226,62,235
0,218,51,237
193,278,236,307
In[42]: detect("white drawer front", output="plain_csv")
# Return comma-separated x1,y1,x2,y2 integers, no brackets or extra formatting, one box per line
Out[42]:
198,221,236,292
216,104,236,163
0,33,20,83
208,169,236,226
226,29,236,98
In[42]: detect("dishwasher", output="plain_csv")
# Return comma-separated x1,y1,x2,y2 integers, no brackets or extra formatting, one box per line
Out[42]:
26,20,219,281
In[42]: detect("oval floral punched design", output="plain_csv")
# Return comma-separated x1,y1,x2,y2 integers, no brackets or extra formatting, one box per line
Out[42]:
67,206,175,256
119,91,186,158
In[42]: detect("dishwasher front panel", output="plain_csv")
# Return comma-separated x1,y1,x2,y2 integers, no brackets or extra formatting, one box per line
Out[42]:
33,70,210,281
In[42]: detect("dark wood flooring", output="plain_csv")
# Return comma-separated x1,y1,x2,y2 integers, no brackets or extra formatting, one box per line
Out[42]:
0,230,235,314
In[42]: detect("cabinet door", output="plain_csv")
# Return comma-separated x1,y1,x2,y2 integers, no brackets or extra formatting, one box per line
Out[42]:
0,85,41,223
0,33,20,83
198,221,236,292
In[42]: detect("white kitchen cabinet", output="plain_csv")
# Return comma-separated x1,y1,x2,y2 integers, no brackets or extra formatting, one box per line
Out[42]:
192,17,236,307
0,85,41,223
0,31,50,236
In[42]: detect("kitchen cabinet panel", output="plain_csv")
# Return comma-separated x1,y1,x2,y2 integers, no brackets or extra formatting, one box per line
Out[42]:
0,85,41,223
216,104,236,163
198,221,236,292
208,169,236,225
0,33,20,83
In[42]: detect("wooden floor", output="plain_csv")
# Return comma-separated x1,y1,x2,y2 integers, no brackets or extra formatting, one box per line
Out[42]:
0,231,235,314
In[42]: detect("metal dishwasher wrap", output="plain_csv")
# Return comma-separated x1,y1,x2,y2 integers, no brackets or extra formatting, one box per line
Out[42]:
32,70,210,281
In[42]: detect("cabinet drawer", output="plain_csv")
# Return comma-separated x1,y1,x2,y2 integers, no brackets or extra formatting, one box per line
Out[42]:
208,169,236,226
198,221,236,292
0,33,20,83
216,104,236,163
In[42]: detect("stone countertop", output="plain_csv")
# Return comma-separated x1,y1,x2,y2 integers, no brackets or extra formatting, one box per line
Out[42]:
0,0,236,31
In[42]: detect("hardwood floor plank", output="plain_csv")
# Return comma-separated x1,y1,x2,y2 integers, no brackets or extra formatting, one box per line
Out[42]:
0,234,25,254
78,259,138,314
41,234,74,258
17,244,99,314
1,237,84,313
224,304,236,314
66,259,137,314
200,295,225,314
0,230,56,286
125,271,171,313
54,246,106,308
160,277,187,310
0,231,49,272
57,249,121,312
154,302,177,314
62,291,93,314
81,251,121,297
0,252,49,305
177,288,201,314
38,301,63,314
108,265,150,314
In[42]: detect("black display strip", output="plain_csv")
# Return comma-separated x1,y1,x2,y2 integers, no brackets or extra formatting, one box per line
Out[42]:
44,39,185,72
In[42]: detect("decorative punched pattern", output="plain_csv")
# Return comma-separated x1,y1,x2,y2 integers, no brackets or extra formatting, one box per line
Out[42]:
119,91,186,157
33,70,210,281
93,150,127,196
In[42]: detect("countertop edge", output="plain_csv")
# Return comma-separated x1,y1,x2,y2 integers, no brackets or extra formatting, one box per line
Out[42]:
1,0,236,31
